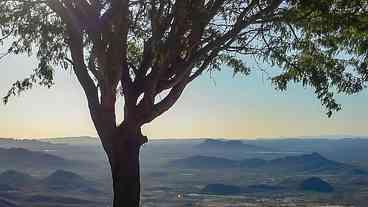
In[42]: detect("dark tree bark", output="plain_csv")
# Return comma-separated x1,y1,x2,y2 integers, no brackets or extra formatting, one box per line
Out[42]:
106,124,147,207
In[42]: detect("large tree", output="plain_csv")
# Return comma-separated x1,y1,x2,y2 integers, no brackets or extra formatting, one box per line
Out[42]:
1,0,367,206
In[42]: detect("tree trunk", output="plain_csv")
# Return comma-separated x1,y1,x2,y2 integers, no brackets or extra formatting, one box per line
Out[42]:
107,126,146,207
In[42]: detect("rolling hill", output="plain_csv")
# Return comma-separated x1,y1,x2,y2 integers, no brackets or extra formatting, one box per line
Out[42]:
0,147,76,170
300,177,334,192
268,152,346,172
0,170,36,189
170,153,355,173
42,170,93,190
0,169,99,197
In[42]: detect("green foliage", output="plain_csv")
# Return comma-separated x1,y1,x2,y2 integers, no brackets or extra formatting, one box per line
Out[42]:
211,53,250,77
127,40,143,72
0,0,68,103
260,0,368,116
1,0,368,117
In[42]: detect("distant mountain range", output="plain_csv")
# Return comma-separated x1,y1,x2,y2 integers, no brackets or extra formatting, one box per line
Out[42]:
2,137,368,162
44,136,100,145
0,169,96,193
242,138,368,162
0,138,64,151
0,170,36,189
0,137,102,150
169,153,360,173
268,152,346,172
196,139,273,152
42,170,94,191
0,169,100,206
0,147,77,171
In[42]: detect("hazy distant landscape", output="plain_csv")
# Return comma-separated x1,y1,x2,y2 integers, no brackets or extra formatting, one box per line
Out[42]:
0,137,367,207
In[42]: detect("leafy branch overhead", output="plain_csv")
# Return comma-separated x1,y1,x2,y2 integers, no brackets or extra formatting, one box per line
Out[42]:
1,0,367,121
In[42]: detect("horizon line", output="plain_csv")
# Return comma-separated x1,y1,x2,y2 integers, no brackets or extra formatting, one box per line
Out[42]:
1,134,368,141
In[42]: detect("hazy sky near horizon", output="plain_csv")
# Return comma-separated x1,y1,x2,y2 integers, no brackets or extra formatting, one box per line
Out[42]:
1,52,368,139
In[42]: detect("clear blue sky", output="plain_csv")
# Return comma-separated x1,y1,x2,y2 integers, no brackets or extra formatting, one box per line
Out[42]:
1,52,367,139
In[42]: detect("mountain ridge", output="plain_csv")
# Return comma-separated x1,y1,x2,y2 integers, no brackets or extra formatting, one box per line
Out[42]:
169,152,355,173
0,147,78,171
197,139,273,152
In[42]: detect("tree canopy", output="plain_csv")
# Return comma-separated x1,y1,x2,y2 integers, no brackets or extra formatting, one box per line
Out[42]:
2,0,368,206
1,0,367,123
